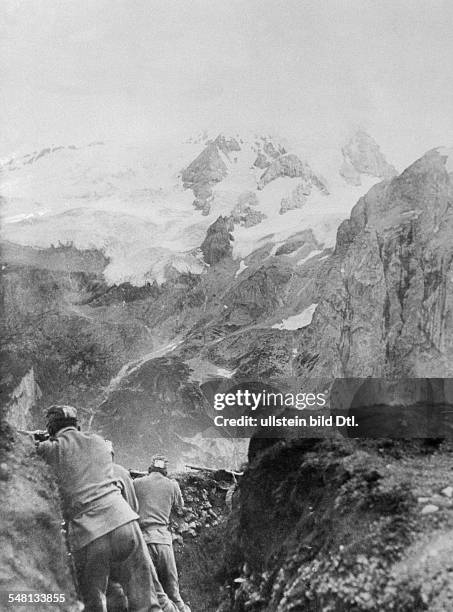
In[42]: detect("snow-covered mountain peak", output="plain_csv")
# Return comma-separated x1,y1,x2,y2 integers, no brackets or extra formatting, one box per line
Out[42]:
1,131,395,284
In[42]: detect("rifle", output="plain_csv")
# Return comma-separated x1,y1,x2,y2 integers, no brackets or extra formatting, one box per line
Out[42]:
17,429,50,442
185,464,243,478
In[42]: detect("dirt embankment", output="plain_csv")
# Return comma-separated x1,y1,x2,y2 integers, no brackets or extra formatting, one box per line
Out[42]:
0,419,80,612
220,438,453,612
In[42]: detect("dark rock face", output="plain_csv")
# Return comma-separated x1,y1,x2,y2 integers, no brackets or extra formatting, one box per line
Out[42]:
181,142,227,213
279,175,330,214
300,148,453,379
257,154,311,189
253,152,270,169
340,129,397,185
201,216,234,265
212,134,241,155
252,138,286,169
224,261,294,326
231,193,266,228
256,154,329,213
181,134,240,214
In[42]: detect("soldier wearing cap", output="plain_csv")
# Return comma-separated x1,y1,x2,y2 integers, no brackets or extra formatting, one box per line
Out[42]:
37,405,162,612
104,441,179,612
134,455,190,612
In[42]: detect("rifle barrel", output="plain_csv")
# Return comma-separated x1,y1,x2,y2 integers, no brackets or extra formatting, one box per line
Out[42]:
185,464,243,476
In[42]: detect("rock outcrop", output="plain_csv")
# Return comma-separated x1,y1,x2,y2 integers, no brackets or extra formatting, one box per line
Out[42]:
252,137,286,169
221,438,453,611
170,470,231,612
258,154,327,192
201,216,234,265
295,148,453,379
182,135,241,214
230,193,266,228
340,129,397,185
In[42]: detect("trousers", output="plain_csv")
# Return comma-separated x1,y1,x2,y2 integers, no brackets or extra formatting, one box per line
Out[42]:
148,543,187,612
73,520,161,612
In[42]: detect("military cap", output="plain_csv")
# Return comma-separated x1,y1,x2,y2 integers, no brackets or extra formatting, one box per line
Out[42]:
46,405,78,423
151,454,168,469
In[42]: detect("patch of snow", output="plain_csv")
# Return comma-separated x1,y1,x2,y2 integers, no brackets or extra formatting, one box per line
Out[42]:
296,249,324,266
273,303,318,330
235,260,248,277
216,367,235,378
3,210,50,224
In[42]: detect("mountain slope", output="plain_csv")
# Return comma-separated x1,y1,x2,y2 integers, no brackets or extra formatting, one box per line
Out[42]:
93,147,452,466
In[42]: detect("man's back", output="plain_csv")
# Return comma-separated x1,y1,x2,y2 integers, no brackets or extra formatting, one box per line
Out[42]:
134,472,183,529
38,426,137,550
39,427,118,510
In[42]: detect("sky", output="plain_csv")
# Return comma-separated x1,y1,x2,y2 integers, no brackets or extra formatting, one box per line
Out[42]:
1,0,452,167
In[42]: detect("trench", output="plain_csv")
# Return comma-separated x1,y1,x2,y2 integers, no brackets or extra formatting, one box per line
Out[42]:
5,401,453,612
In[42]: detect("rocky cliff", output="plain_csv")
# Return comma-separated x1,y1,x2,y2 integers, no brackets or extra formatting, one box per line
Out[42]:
293,148,453,380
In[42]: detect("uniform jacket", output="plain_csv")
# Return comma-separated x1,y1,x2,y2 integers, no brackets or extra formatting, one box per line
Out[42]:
38,426,138,550
134,472,184,544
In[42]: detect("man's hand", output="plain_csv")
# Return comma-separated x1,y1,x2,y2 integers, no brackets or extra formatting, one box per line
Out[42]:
30,430,50,442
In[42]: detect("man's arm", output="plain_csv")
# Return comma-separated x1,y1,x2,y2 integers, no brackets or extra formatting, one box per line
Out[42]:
173,480,184,510
115,467,140,513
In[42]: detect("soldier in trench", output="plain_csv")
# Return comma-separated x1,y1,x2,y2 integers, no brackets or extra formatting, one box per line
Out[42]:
36,405,163,612
105,441,179,612
134,455,191,612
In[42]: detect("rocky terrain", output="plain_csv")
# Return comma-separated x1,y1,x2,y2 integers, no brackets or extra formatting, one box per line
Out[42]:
2,133,453,609
220,438,453,611
2,139,452,468
0,129,393,466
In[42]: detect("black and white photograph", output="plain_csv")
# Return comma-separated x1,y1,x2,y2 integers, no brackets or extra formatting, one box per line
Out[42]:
1,1,453,610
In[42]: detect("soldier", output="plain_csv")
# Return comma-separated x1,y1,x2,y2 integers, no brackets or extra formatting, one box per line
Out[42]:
36,405,162,612
134,455,190,612
104,441,179,612
104,439,139,612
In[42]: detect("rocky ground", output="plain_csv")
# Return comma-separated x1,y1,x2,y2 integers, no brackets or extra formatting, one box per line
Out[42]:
218,438,453,612
170,471,233,611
